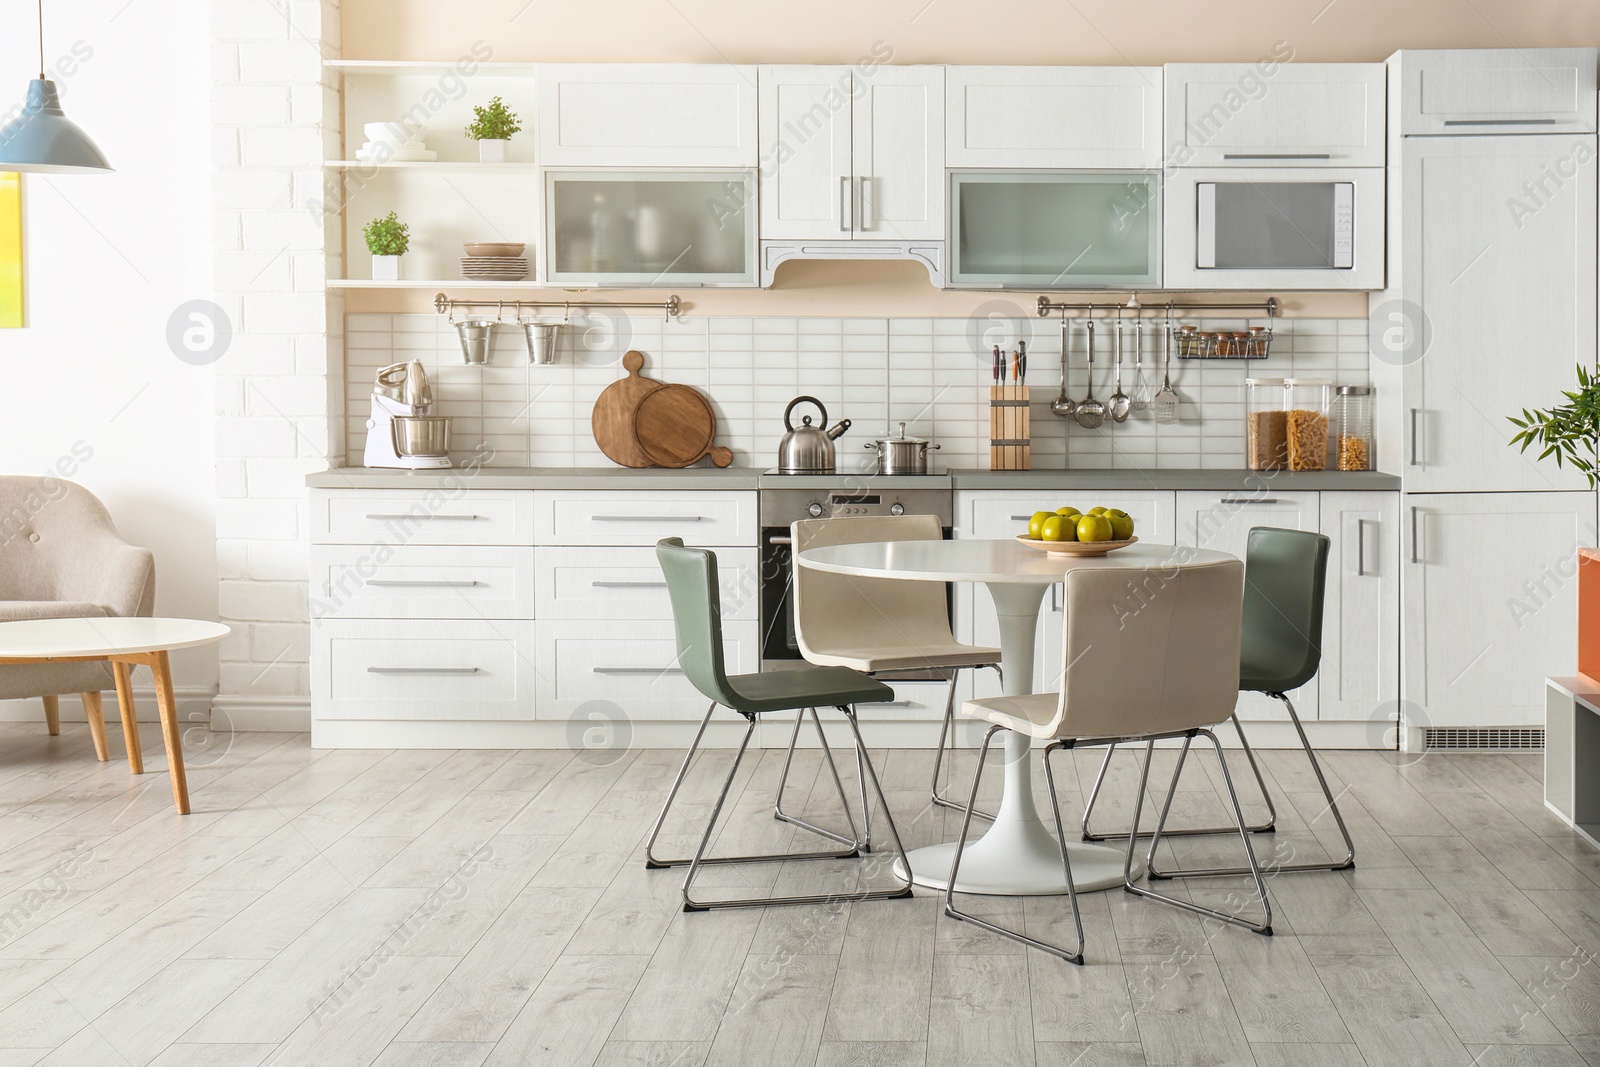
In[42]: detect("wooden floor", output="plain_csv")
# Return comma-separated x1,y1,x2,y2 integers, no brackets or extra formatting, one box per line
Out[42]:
0,720,1598,1067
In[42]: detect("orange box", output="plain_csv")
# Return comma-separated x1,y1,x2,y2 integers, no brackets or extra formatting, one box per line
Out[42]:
1580,549,1600,678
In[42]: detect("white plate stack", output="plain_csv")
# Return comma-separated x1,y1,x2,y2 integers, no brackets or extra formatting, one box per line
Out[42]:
356,121,437,163
461,242,529,281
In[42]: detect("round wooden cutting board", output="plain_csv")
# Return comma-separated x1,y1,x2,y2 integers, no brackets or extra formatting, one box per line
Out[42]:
591,350,662,468
634,383,733,468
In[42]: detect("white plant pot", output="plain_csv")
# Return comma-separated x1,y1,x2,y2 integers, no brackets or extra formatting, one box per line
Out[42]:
371,255,400,281
477,139,507,163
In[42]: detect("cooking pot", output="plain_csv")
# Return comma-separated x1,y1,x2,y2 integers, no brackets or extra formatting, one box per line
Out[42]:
778,396,851,473
865,422,939,475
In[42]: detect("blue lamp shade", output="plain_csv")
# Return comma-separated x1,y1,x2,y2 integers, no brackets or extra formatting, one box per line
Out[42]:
0,79,111,173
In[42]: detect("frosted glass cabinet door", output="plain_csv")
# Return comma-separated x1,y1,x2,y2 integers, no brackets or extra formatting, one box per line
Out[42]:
545,170,757,286
948,171,1160,288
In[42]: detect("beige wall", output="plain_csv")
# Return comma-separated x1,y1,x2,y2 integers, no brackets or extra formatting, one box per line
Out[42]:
339,0,1598,319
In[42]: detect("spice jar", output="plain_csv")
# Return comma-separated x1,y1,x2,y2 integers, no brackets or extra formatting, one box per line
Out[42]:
1246,325,1271,358
1178,325,1200,357
1284,378,1332,471
1246,377,1288,470
1333,385,1374,471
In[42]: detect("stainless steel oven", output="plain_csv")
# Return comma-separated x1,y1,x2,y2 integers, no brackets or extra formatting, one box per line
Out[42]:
759,484,954,681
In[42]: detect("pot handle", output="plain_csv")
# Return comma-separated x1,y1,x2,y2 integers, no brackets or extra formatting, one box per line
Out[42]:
922,442,942,453
784,396,826,433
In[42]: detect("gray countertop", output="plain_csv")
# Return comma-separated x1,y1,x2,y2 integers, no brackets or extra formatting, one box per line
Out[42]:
306,465,1400,492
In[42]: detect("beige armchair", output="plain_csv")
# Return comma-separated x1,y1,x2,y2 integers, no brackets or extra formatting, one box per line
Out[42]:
0,476,155,760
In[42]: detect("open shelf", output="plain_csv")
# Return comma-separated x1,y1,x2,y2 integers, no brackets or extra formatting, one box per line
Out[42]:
329,279,546,290
325,60,540,76
324,161,541,172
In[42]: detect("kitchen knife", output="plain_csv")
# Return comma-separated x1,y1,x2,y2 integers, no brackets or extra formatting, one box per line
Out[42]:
1018,340,1027,385
993,345,1001,384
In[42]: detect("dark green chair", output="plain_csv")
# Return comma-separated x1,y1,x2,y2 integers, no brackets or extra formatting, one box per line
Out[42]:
1079,527,1356,876
644,537,915,911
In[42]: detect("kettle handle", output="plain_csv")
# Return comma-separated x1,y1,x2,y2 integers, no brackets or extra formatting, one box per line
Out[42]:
784,396,827,433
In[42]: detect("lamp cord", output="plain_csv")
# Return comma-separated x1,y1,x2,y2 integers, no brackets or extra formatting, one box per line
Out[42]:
37,0,45,78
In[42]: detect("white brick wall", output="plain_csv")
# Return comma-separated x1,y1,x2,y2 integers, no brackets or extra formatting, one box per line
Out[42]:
212,0,342,726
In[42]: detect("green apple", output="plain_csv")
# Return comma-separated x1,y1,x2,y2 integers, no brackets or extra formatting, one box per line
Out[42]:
1028,510,1053,539
1077,514,1113,542
1106,511,1134,540
1039,515,1069,542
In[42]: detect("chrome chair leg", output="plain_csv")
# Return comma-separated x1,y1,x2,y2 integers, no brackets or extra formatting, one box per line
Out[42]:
1145,694,1353,878
1080,712,1277,841
943,724,1085,965
929,665,999,821
1123,729,1272,936
773,706,864,850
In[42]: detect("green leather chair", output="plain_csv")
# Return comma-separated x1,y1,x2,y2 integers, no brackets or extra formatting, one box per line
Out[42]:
644,537,915,911
1078,526,1356,877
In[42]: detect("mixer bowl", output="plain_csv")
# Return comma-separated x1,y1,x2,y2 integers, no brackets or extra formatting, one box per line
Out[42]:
391,416,451,457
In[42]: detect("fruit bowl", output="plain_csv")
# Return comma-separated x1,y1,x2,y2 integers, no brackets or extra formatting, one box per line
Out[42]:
1015,534,1139,558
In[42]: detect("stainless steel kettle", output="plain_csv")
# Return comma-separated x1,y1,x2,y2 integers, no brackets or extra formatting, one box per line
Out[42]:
778,396,851,473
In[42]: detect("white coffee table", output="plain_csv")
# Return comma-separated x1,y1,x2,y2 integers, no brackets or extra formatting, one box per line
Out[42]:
0,617,230,814
798,538,1235,896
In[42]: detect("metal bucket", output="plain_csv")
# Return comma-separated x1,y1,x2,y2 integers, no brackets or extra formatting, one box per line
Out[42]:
522,321,562,364
455,319,497,364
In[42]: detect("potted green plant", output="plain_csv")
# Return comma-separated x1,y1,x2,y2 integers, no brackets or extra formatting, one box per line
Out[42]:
363,211,410,281
465,96,522,163
1507,364,1600,488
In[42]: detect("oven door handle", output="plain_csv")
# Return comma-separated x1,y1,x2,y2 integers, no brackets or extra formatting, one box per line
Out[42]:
767,534,793,545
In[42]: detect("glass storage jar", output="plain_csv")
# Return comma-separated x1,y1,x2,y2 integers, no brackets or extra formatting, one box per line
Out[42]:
1284,378,1333,471
1246,377,1289,470
1333,385,1374,471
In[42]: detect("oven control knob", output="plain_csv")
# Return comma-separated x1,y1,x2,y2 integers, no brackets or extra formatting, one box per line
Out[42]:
807,502,825,518
889,503,905,516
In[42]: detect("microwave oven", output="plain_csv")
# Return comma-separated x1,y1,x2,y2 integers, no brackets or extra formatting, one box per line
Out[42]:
1164,167,1384,290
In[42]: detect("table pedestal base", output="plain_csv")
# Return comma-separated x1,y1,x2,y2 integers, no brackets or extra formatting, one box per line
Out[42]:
897,831,1142,896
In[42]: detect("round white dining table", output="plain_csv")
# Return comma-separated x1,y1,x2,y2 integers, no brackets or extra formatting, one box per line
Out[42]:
797,538,1235,896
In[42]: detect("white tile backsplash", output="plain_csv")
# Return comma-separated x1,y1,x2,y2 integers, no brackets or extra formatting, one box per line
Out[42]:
344,314,1371,471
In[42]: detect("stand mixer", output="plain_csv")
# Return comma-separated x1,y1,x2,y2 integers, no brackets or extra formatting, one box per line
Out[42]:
363,361,452,470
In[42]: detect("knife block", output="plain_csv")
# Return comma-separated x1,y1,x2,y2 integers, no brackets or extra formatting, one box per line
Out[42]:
989,386,1031,470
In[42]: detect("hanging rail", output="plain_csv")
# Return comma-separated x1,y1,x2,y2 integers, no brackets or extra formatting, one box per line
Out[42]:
434,292,682,320
1036,294,1278,318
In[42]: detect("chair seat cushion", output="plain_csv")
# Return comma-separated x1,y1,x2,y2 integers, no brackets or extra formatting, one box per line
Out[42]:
723,666,894,716
0,601,109,623
1239,650,1310,695
801,642,1000,674
961,693,1061,739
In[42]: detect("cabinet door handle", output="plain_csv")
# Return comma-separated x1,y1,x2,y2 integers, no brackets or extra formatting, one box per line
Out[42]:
364,578,481,588
1443,118,1557,126
591,515,704,522
367,666,480,675
1222,152,1332,160
593,666,685,675
1051,582,1061,612
1409,408,1421,466
862,699,913,707
839,176,851,232
1220,497,1280,505
364,513,481,522
590,580,667,589
1410,506,1422,564
859,176,873,231
1356,517,1370,577
1009,514,1037,521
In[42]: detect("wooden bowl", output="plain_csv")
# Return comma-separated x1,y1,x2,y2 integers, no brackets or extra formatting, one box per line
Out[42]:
1015,534,1139,558
463,242,526,257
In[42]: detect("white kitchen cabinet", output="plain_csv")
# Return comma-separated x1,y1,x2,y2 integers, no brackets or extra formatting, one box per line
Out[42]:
1396,134,1597,493
945,66,1162,169
536,63,759,167
310,489,536,546
1395,48,1599,136
1319,492,1400,723
537,545,759,621
536,619,760,721
1165,62,1386,167
758,65,944,242
310,544,536,621
1176,490,1319,721
1404,492,1595,730
534,489,756,547
312,619,538,720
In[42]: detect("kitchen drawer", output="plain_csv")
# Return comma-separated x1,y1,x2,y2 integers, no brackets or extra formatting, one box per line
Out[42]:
312,620,537,720
537,545,758,621
958,490,1177,544
535,490,757,547
855,679,963,723
1397,48,1598,135
310,490,535,546
310,545,535,621
536,619,760,721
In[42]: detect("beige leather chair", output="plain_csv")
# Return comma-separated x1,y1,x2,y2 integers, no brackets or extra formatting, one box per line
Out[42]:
947,557,1267,964
0,477,155,760
779,516,1000,843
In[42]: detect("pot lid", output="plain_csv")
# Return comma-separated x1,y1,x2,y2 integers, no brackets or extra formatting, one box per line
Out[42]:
875,421,928,445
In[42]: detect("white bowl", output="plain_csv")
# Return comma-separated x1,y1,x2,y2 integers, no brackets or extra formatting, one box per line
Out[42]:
364,121,422,145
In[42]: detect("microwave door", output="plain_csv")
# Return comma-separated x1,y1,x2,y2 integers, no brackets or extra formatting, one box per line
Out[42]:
1197,181,1354,271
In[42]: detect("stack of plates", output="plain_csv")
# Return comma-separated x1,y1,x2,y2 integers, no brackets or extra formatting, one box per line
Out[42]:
355,121,437,163
461,242,529,281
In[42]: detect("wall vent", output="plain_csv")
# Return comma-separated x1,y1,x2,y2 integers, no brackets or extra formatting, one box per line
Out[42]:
1422,727,1544,751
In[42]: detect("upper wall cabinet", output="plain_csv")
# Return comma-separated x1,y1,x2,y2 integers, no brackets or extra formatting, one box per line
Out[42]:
758,65,945,242
1394,48,1598,136
536,64,759,168
1165,63,1386,167
945,66,1162,169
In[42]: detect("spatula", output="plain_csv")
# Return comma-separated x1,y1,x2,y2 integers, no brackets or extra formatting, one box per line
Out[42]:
1153,314,1180,425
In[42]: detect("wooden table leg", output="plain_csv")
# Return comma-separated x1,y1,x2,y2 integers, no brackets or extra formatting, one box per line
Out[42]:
149,650,190,815
112,660,143,775
80,691,109,762
41,694,59,736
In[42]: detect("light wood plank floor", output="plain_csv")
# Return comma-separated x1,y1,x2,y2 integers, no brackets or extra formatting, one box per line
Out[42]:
0,719,1597,1067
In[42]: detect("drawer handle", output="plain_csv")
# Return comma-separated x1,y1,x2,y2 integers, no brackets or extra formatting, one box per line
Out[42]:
367,666,480,675
591,515,705,523
1009,514,1033,521
363,513,482,521
364,579,481,588
1222,152,1332,160
1443,118,1557,126
862,700,913,708
591,580,668,589
593,666,685,675
1219,497,1279,505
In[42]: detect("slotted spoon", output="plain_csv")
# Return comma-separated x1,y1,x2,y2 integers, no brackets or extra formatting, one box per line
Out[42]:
1154,312,1180,424
1050,315,1075,418
1108,315,1132,423
1075,317,1106,429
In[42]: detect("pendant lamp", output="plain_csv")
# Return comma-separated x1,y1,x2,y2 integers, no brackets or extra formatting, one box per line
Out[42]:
0,0,112,173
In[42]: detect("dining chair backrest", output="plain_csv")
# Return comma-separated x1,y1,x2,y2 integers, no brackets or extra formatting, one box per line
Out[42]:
1045,557,1244,741
1241,527,1330,694
656,538,742,709
792,515,957,656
